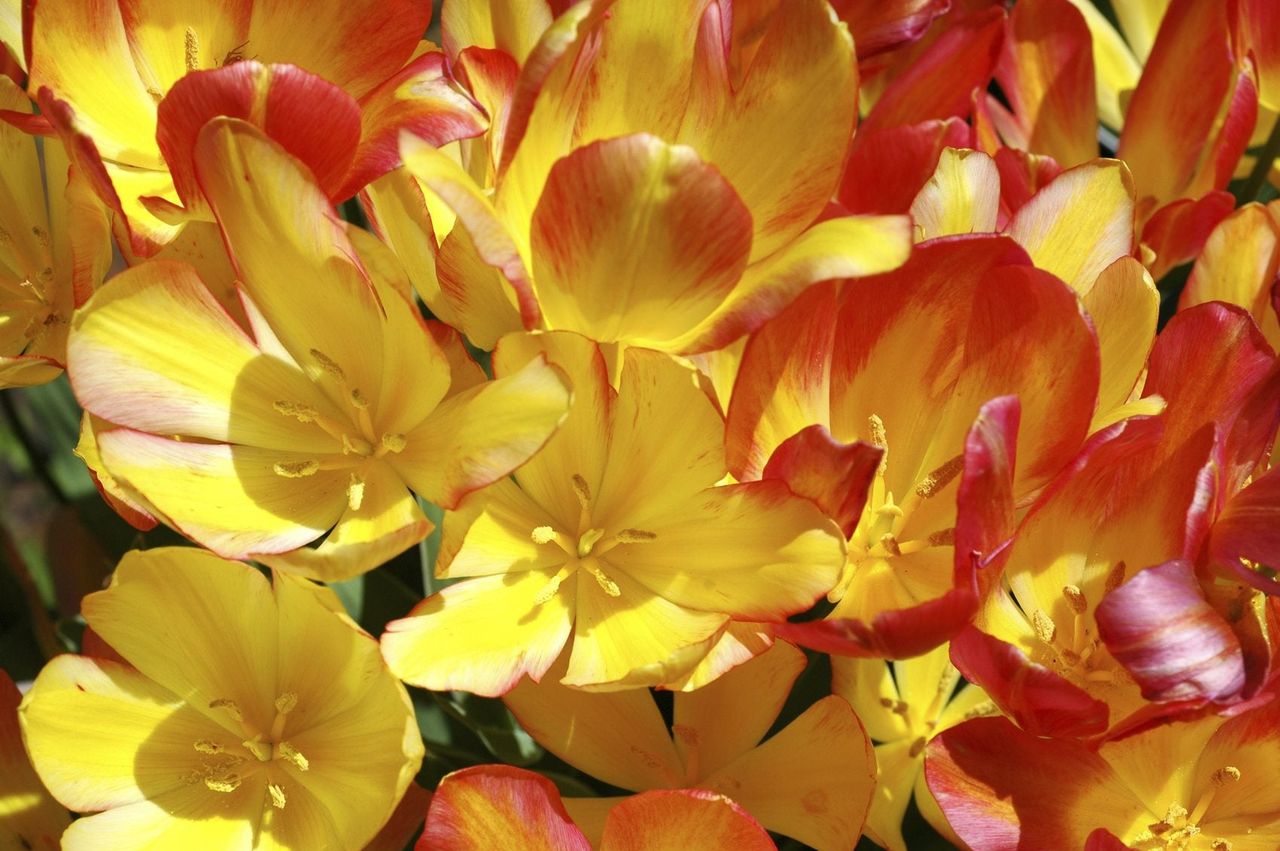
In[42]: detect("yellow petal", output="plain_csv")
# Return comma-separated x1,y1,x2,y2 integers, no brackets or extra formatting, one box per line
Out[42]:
441,0,553,62
95,431,348,558
1064,0,1142,130
0,670,69,847
381,569,574,696
1083,257,1158,431
1006,159,1137,293
910,147,1001,240
437,478,567,580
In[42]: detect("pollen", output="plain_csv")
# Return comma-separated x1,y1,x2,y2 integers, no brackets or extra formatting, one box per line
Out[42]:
615,529,657,543
1062,584,1087,615
277,742,309,771
379,433,407,453
1212,766,1241,786
346,473,365,511
915,455,964,498
571,474,592,507
184,26,200,72
349,388,370,410
273,401,319,422
268,783,287,809
1104,561,1127,592
209,698,244,723
274,693,298,715
589,564,621,597
205,775,241,793
1032,609,1056,643
273,460,320,478
310,348,345,379
532,526,558,545
193,739,225,754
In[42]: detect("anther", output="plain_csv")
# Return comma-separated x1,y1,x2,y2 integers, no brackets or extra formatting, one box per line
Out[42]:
908,736,927,758
571,474,592,507
379,433,406,454
273,460,319,478
615,529,657,542
205,775,241,793
209,698,244,723
1104,561,1127,593
927,527,956,546
349,388,369,410
193,739,224,754
274,693,298,715
346,473,365,511
1062,584,1087,615
868,414,888,449
533,564,575,605
1032,610,1056,643
915,455,964,498
878,533,902,557
532,526,558,545
277,742,309,771
878,697,909,715
310,348,345,379
274,401,318,422
184,27,200,72
1212,839,1233,851
268,783,287,809
589,564,621,597
1212,766,1241,786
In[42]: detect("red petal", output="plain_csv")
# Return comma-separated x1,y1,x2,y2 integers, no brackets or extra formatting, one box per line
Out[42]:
1140,190,1236,281
839,117,971,214
419,766,591,851
761,425,882,538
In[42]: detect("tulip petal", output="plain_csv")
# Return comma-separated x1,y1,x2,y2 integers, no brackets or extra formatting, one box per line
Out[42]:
391,354,570,510
441,0,554,62
761,425,882,539
421,766,591,851
1139,189,1234,281
67,259,338,452
672,643,806,780
701,696,875,851
505,656,685,791
0,669,68,847
381,568,574,697
530,134,752,349
1096,560,1246,704
1005,159,1136,293
95,430,348,558
830,0,949,58
1082,257,1158,428
925,717,1143,851
1180,203,1280,329
1211,464,1280,576
909,147,1001,240
616,482,844,622
839,118,971,215
602,790,777,851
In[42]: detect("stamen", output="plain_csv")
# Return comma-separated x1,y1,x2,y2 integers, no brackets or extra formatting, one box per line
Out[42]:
277,742,309,771
878,697,909,716
310,348,345,379
878,532,902,557
209,698,244,723
341,434,374,456
268,783,287,809
273,460,320,478
532,526,559,545
615,529,657,543
378,433,406,454
346,472,365,511
1032,610,1056,643
274,693,298,715
571,474,592,508
1104,561,1127,592
193,739,224,754
927,527,956,547
1062,584,1087,615
205,775,241,793
533,563,576,605
349,388,369,410
1189,766,1241,823
868,414,889,475
184,26,200,72
577,528,605,557
273,401,319,422
588,563,621,597
915,455,964,498
908,736,927,758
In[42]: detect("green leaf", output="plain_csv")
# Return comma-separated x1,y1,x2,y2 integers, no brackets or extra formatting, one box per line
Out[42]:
434,691,544,767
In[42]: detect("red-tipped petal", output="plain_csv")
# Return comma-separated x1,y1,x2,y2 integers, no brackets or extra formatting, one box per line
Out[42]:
761,425,882,538
419,766,591,851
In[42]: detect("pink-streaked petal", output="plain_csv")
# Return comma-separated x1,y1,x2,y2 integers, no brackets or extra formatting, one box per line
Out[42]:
419,765,590,851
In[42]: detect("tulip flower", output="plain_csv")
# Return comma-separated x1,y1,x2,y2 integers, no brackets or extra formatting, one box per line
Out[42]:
422,765,778,851
927,696,1280,850
23,0,485,253
503,642,876,851
0,76,110,388
1,669,68,850
367,0,910,351
19,547,424,850
381,331,846,693
67,119,570,580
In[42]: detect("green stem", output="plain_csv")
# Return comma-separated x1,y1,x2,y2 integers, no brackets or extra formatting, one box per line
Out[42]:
0,391,70,504
1240,114,1280,204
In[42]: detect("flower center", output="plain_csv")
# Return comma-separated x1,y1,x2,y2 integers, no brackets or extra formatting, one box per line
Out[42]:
1030,563,1128,684
830,414,959,602
1128,767,1241,850
188,692,310,811
271,349,408,509
527,474,656,602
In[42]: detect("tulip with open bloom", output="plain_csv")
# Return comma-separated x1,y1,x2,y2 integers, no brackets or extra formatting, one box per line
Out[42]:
367,0,911,352
19,547,424,849
381,331,846,693
66,119,570,580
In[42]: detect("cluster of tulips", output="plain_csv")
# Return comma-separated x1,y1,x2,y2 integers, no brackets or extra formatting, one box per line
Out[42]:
2,0,1280,849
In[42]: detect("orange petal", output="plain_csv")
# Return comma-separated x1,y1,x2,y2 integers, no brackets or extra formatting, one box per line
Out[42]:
601,790,777,851
421,765,591,851
1180,203,1280,334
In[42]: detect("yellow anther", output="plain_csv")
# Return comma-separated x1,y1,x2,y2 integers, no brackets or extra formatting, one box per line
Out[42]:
273,460,319,478
310,348,345,379
277,742,309,771
927,527,956,546
531,526,558,545
868,414,888,448
205,775,241,793
184,26,200,72
349,389,369,411
571,474,592,507
1212,766,1241,786
578,528,605,557
1032,610,1056,644
915,455,964,498
268,783,287,809
273,401,318,422
590,564,621,597
242,737,272,762
346,473,365,511
1062,584,1087,615
962,700,998,720
209,698,244,723
274,693,298,715
615,529,657,543
193,739,224,754
1212,839,1233,851
380,433,406,453
533,563,575,605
